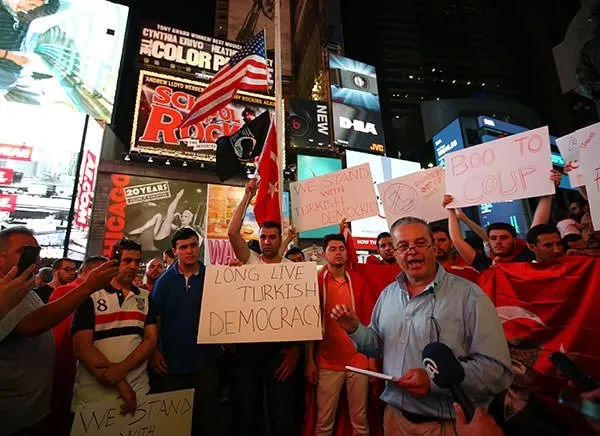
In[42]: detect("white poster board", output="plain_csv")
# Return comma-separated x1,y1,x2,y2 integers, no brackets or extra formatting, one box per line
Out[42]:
198,262,321,344
377,166,447,226
444,126,554,208
580,139,600,230
556,121,600,188
345,151,421,240
71,389,193,436
290,163,378,232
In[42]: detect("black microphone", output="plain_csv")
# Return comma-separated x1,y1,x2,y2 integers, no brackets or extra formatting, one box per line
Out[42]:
422,342,475,422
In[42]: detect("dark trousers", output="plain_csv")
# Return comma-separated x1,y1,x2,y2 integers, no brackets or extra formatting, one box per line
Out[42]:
151,362,220,436
231,343,298,436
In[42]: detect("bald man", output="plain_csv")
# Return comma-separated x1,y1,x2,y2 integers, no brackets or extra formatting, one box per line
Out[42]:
143,258,165,291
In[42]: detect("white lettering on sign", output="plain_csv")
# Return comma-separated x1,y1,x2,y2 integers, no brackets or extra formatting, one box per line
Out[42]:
444,126,554,208
316,104,328,135
0,168,14,185
124,182,171,205
0,194,17,212
75,151,98,229
290,164,379,232
339,117,378,135
0,144,33,161
198,263,321,344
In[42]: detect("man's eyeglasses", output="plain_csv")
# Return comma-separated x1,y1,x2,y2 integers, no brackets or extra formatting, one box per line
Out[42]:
394,241,432,254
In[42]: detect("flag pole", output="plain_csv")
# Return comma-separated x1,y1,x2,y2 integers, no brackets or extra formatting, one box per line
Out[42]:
274,0,285,226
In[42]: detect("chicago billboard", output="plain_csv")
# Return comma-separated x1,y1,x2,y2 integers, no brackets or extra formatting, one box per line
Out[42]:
328,54,385,155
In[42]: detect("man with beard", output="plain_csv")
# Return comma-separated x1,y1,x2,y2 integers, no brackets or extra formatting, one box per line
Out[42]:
227,178,301,436
331,217,512,435
431,226,480,282
71,240,157,416
365,232,396,266
306,234,374,436
143,258,164,291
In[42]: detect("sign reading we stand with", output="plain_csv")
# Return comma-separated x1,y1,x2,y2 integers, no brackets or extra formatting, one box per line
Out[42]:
290,163,379,232
444,126,555,208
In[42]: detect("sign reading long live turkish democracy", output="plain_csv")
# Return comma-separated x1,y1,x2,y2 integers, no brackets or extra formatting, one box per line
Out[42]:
444,126,555,208
290,163,378,232
197,262,321,344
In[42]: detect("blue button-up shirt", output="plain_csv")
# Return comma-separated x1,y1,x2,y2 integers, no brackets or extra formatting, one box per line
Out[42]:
350,265,512,419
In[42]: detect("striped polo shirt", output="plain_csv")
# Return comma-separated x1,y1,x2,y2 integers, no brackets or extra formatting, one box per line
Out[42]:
70,285,157,409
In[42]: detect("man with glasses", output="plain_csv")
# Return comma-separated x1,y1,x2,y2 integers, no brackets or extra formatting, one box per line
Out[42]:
33,257,77,303
331,217,511,435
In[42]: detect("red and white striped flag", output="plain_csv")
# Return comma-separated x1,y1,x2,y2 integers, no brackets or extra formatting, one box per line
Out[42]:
179,31,269,130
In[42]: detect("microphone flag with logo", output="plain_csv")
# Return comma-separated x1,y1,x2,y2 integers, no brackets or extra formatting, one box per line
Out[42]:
215,110,271,182
253,116,281,226
422,342,475,422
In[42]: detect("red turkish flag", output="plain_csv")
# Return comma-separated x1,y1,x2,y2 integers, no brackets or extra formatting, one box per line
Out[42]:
253,118,281,226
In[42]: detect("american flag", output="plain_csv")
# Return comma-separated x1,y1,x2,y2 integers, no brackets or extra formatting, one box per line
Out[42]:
179,31,269,130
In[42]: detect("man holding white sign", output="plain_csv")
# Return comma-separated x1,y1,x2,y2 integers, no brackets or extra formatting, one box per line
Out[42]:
227,178,304,436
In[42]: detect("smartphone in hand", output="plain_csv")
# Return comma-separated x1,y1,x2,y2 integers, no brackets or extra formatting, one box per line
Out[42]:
17,246,41,278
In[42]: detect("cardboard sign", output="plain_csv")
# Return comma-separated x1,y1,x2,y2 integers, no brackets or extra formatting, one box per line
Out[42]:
580,139,600,230
556,122,600,188
71,389,193,436
444,126,554,208
198,262,321,344
378,166,447,226
290,163,378,232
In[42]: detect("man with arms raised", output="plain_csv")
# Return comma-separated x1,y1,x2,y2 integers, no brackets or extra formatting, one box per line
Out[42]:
0,227,117,435
366,232,397,266
71,240,157,416
331,217,512,435
227,178,301,436
431,226,479,283
151,227,221,436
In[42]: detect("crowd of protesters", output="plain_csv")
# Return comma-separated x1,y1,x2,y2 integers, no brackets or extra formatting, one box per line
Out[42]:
0,169,599,436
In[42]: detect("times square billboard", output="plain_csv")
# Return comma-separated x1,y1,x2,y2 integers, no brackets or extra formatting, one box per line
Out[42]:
328,54,386,155
0,0,128,122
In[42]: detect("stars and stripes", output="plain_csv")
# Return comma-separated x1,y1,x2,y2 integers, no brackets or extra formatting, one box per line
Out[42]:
179,31,269,130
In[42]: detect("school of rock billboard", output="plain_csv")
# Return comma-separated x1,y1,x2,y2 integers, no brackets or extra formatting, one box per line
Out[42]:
130,70,275,162
287,99,331,149
102,174,208,260
328,54,386,155
0,0,128,122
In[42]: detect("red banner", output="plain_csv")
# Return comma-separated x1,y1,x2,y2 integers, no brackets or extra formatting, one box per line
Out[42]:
0,168,14,185
131,70,274,162
0,144,33,162
479,257,600,431
74,150,97,229
0,194,17,212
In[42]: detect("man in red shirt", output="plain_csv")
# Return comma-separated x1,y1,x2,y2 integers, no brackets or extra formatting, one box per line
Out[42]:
306,234,374,436
48,255,107,436
365,232,396,266
431,226,480,283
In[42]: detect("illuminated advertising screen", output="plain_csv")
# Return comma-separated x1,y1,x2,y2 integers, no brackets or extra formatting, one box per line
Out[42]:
297,154,342,239
131,70,275,162
433,118,465,167
288,99,330,149
0,102,86,259
0,0,129,122
329,54,385,155
138,21,274,88
345,150,420,249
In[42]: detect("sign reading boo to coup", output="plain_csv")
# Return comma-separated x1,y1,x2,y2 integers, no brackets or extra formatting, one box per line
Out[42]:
197,262,322,344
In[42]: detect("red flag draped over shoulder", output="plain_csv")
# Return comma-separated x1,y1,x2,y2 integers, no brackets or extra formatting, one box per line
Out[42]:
478,257,600,432
253,116,281,226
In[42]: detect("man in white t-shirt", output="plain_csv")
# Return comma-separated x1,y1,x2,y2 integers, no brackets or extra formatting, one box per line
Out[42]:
227,178,301,436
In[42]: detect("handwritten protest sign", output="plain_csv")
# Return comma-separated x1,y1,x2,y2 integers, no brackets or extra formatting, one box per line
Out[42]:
444,126,554,208
198,262,321,343
556,121,600,188
71,389,193,436
377,166,447,225
290,163,378,232
580,138,600,230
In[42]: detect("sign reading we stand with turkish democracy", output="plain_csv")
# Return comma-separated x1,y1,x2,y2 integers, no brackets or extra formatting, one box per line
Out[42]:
444,126,555,208
198,262,321,344
290,163,379,232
